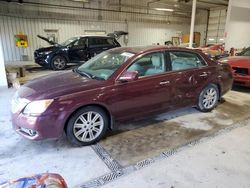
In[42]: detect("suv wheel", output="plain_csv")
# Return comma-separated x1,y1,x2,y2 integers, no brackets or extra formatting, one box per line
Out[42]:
51,56,67,70
197,84,219,112
66,106,109,146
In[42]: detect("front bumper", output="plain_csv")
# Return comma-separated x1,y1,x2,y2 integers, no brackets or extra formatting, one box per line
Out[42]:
11,112,65,140
233,74,250,87
34,52,51,68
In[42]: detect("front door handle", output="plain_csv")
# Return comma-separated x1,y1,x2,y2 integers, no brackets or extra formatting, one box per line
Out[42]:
159,81,170,85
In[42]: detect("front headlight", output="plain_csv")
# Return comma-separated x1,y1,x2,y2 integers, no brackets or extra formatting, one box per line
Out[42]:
40,51,52,55
23,99,54,116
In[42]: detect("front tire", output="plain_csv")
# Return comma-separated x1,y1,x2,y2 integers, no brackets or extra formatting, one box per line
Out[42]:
66,106,109,146
51,55,67,70
197,84,219,112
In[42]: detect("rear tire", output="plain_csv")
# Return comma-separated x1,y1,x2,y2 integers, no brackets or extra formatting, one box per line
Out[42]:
51,55,67,70
66,106,109,146
197,84,219,112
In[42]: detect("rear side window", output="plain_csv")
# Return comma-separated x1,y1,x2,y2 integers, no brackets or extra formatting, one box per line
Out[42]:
169,51,206,71
89,37,114,46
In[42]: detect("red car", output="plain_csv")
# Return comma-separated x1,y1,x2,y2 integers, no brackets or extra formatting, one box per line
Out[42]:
11,46,233,146
221,56,250,87
0,173,67,188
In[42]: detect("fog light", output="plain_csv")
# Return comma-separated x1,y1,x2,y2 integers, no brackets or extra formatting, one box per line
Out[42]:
20,127,37,137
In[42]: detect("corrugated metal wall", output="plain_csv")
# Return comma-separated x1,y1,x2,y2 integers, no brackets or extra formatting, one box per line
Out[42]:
0,0,191,63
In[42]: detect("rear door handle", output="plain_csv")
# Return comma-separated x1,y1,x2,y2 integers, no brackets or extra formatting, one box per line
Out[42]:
200,72,208,77
159,81,170,85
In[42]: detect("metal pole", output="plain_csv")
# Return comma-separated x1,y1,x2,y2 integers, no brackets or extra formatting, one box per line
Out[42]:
189,0,197,48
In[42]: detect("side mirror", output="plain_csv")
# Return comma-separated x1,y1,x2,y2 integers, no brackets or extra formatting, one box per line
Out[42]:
118,71,138,82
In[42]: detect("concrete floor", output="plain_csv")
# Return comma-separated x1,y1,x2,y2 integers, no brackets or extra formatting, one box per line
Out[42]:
0,81,250,187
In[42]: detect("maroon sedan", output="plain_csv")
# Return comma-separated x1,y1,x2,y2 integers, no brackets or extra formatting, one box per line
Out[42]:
11,46,233,146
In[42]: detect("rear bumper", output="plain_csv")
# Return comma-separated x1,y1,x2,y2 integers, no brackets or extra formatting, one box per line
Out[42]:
233,74,250,87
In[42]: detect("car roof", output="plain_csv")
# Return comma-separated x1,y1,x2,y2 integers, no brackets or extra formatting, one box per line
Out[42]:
109,45,202,55
76,35,114,38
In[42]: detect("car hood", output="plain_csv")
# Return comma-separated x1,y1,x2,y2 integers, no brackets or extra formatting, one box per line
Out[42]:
37,35,59,45
223,56,250,68
35,46,60,53
17,71,107,100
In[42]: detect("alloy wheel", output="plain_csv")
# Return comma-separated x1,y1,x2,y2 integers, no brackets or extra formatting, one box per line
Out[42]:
53,57,66,70
202,88,218,109
73,111,104,142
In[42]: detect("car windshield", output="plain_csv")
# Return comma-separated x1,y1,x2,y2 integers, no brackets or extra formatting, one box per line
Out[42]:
60,37,78,46
77,51,135,80
241,49,250,56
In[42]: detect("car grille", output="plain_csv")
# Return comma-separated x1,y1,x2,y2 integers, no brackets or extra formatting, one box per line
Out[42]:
232,67,249,76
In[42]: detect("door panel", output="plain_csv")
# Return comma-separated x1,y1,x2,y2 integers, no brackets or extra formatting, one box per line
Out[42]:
68,38,88,62
109,75,173,121
168,51,216,107
107,52,174,121
170,67,216,107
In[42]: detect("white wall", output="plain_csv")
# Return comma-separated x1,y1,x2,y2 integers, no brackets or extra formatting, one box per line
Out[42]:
128,22,189,46
231,0,250,9
225,0,250,49
0,37,8,88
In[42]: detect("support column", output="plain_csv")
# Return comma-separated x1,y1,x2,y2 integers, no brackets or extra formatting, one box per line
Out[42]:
0,36,8,89
189,0,197,48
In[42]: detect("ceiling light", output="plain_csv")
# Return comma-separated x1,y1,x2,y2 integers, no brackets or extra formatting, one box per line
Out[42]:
208,38,215,41
219,38,224,41
154,8,174,12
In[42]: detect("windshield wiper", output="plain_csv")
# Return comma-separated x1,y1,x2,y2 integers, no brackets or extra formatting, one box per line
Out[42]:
73,68,105,80
73,68,92,79
91,75,105,80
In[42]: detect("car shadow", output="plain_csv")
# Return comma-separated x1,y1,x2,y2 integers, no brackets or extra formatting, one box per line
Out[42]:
106,106,201,137
232,85,250,93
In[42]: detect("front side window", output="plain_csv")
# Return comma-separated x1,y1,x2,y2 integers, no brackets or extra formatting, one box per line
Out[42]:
127,52,165,77
169,51,206,71
77,51,135,80
60,37,78,46
73,38,87,47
